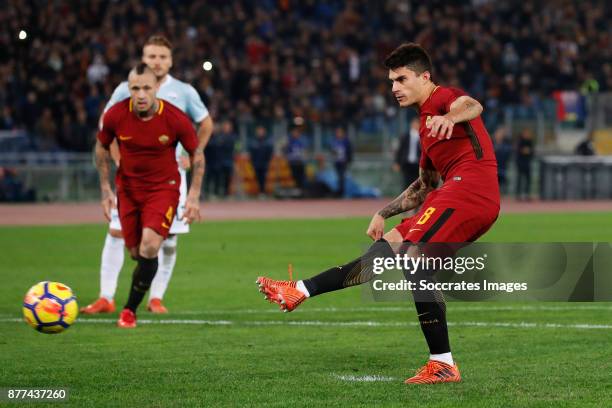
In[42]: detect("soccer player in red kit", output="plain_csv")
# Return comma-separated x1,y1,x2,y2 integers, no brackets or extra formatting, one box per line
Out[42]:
95,63,203,328
257,43,499,384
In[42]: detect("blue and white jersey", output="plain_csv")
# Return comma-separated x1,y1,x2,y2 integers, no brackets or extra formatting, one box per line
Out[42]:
104,74,209,159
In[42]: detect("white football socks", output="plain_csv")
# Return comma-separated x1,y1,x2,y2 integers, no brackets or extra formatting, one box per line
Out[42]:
430,352,454,366
99,233,125,300
296,280,310,297
149,235,178,300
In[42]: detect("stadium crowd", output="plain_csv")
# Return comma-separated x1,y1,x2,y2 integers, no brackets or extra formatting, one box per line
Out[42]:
1,0,609,153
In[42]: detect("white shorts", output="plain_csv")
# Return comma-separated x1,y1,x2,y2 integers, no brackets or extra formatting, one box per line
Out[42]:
109,169,190,235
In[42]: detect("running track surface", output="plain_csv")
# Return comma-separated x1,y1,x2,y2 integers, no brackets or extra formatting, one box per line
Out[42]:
0,199,610,226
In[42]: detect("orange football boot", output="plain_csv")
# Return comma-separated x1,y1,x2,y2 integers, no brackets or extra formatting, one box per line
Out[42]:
147,298,168,314
257,278,306,312
79,297,116,314
117,308,137,328
405,360,461,384
256,276,296,299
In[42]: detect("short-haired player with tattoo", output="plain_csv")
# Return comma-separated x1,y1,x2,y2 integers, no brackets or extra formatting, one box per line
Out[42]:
95,63,204,328
257,43,499,384
82,35,213,315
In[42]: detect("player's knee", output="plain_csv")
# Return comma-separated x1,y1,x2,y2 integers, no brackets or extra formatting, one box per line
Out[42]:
383,228,403,244
162,235,177,256
140,239,161,258
162,243,176,256
139,243,158,259
109,229,123,239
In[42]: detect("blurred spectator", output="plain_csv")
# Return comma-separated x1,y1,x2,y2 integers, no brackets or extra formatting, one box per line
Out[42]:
248,125,273,196
574,132,596,156
330,126,352,197
207,120,237,198
493,126,513,195
204,134,218,197
393,118,421,189
515,128,535,201
62,109,94,152
285,127,307,189
34,108,58,152
0,107,15,130
87,54,110,85
0,167,36,202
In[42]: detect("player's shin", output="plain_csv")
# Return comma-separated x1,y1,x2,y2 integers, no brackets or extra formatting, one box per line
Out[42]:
125,256,159,312
411,273,452,364
99,233,125,300
301,238,395,297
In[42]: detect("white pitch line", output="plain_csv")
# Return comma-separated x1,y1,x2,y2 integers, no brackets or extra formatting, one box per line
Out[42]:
2,305,609,319
1,304,609,320
2,318,611,330
163,304,612,315
331,374,397,382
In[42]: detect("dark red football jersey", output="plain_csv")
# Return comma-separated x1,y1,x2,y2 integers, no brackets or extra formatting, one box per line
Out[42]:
97,98,198,191
418,86,497,181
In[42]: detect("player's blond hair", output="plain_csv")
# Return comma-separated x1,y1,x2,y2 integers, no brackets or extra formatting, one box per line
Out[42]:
143,35,173,51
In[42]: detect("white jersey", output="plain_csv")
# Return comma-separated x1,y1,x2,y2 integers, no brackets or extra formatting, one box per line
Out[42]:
107,74,208,234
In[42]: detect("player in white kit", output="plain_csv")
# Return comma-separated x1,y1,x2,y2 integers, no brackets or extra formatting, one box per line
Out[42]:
81,35,214,314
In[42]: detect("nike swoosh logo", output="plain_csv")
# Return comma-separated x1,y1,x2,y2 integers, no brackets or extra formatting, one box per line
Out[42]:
417,312,429,317
409,228,423,233
119,135,132,141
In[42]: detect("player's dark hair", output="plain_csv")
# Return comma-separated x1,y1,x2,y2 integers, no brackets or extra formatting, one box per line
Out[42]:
144,35,173,51
384,43,432,75
134,62,150,75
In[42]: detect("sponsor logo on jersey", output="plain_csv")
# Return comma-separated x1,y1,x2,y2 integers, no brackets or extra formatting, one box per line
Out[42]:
159,135,169,144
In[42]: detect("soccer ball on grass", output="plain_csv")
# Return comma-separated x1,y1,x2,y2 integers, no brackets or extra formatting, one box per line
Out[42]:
22,281,78,334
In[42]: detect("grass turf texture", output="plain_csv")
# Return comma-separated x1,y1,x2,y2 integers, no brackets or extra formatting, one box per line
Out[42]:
0,212,611,407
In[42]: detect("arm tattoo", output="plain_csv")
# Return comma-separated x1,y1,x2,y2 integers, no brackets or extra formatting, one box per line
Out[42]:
95,141,112,197
377,168,440,219
187,149,205,198
447,96,483,123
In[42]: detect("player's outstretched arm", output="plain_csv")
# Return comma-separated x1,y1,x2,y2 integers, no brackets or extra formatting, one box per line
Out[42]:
366,168,439,240
94,140,116,221
183,147,205,224
197,116,214,149
428,96,483,140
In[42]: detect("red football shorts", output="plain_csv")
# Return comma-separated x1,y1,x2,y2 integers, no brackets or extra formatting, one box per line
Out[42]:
117,188,179,249
394,183,499,243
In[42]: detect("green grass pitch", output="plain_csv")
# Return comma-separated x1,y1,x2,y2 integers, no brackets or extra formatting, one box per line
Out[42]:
1,212,611,407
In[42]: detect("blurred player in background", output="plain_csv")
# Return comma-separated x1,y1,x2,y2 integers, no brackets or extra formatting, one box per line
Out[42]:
82,35,213,315
258,43,499,384
95,63,203,328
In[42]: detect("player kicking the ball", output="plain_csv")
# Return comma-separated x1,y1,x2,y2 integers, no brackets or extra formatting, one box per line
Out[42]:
95,63,204,328
82,35,213,315
257,43,499,384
